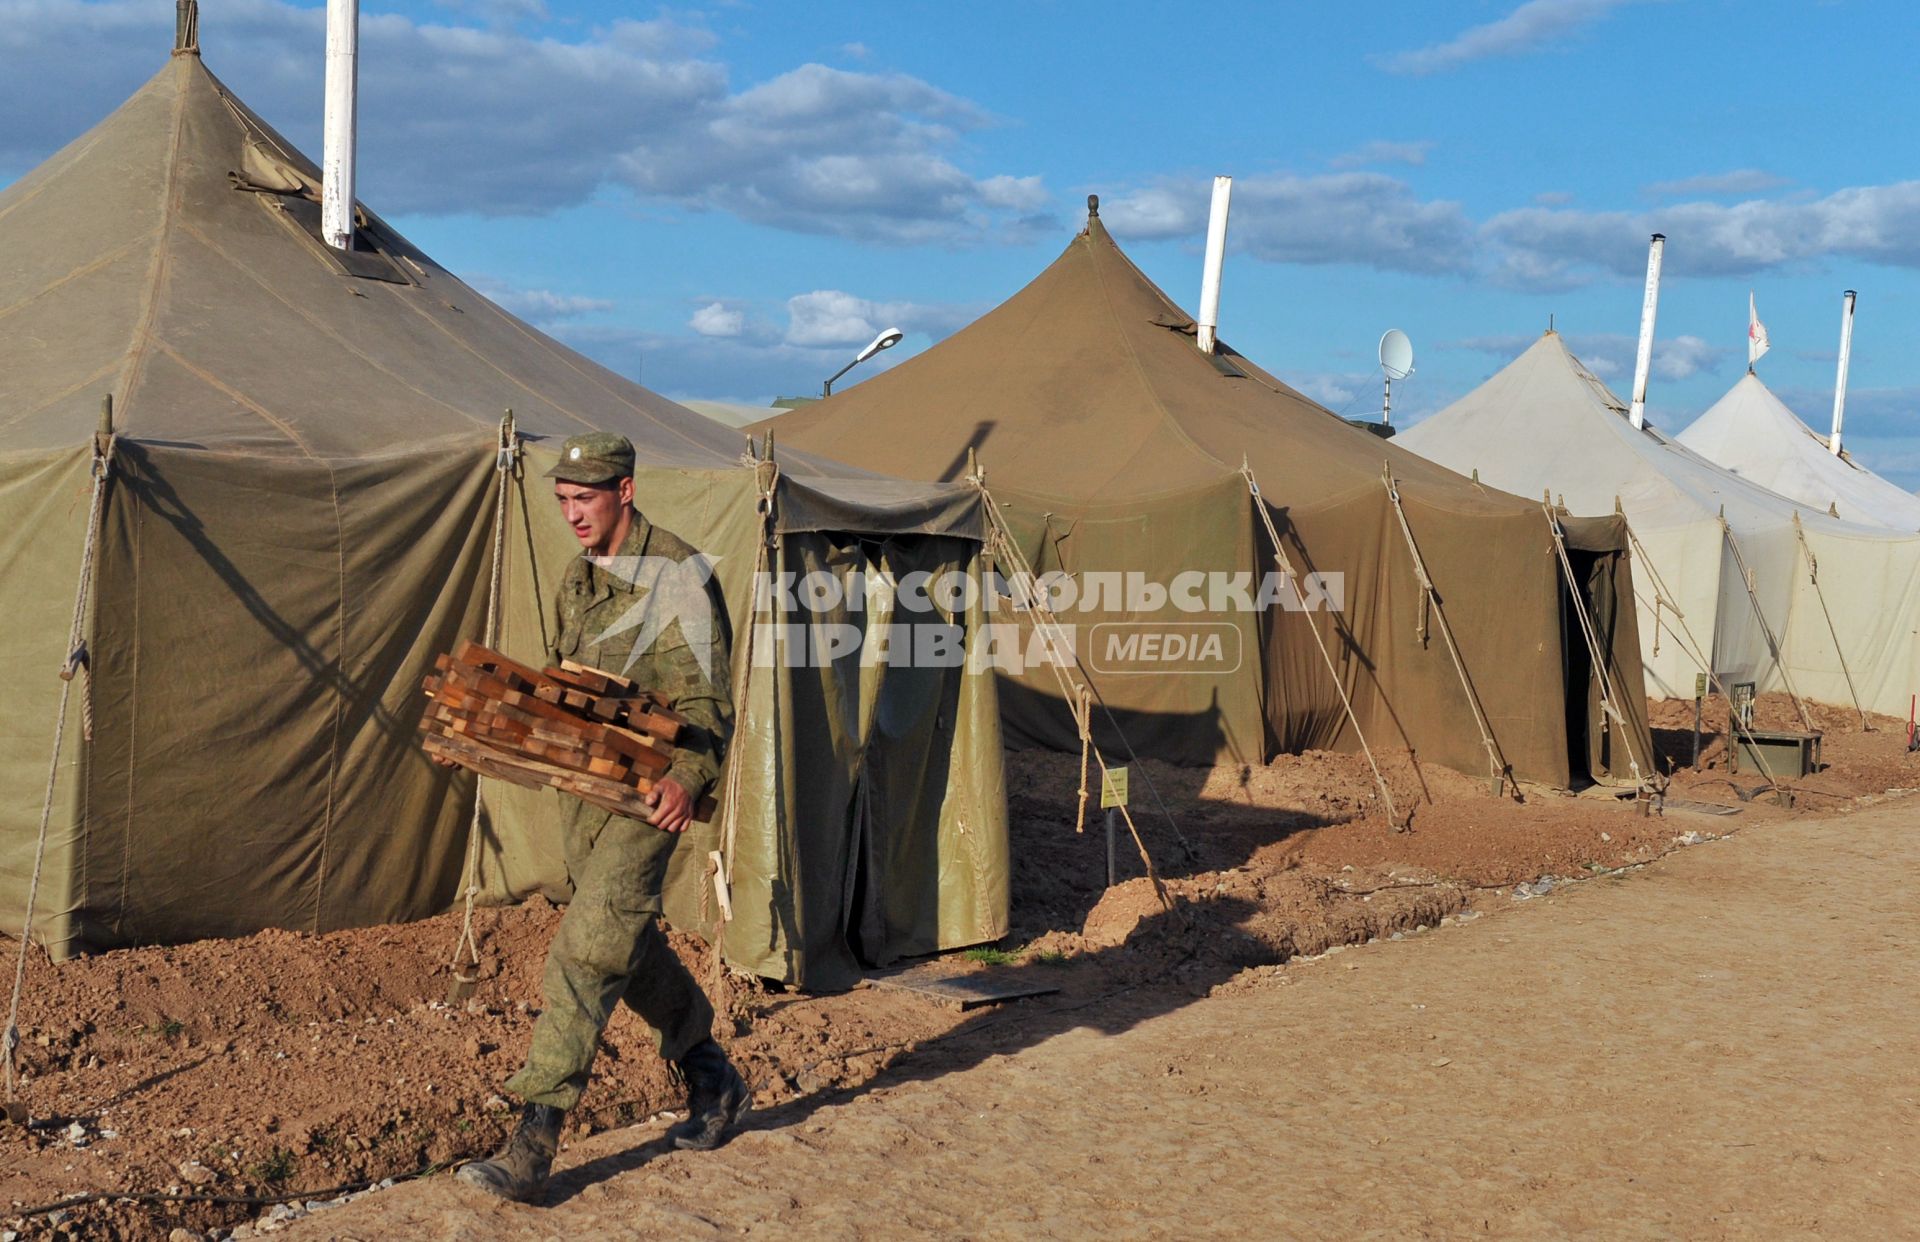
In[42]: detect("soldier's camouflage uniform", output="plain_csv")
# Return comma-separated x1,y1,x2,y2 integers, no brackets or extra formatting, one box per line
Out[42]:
505,507,733,1112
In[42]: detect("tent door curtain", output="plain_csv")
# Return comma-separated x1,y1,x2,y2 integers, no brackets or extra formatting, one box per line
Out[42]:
1555,516,1658,788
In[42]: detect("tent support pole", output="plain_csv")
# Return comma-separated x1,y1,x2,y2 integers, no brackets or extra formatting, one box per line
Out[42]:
1243,463,1402,828
1791,513,1869,730
1382,466,1520,801
5,400,115,1117
1718,516,1814,732
969,473,1188,912
443,412,519,997
1541,503,1653,792
1624,522,1788,795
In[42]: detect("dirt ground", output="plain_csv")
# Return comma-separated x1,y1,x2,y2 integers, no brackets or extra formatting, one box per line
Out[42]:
1,694,1913,1239
284,788,1920,1240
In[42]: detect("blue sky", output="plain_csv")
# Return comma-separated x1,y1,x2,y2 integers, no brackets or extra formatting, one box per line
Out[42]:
7,0,1918,481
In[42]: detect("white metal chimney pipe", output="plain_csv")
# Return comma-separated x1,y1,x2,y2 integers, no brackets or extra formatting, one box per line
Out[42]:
1627,232,1665,430
1829,289,1857,456
1196,175,1232,354
321,0,360,251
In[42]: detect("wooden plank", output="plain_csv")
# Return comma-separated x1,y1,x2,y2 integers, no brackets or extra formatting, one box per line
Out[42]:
866,962,1061,1011
556,659,634,694
423,644,709,819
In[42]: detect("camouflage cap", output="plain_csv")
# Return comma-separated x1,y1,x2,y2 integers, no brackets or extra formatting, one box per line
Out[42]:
545,432,635,486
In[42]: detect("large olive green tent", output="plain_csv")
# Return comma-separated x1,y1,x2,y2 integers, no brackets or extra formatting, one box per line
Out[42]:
0,46,1007,988
759,206,1654,791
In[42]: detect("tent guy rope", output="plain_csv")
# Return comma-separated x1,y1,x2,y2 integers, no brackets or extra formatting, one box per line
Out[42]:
444,411,518,988
1243,462,1402,828
967,465,1184,914
1718,514,1814,731
1791,512,1869,731
1620,522,1788,795
701,454,781,1013
5,398,115,1117
1382,465,1519,801
1541,502,1653,790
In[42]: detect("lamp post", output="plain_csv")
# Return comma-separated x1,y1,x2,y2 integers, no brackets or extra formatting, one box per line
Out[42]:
823,328,904,396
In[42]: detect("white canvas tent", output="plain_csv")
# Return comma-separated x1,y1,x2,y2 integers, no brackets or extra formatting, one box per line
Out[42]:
1677,373,1920,532
1399,332,1920,719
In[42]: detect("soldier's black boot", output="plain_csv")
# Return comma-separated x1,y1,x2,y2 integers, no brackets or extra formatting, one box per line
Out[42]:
667,1039,750,1151
455,1103,563,1202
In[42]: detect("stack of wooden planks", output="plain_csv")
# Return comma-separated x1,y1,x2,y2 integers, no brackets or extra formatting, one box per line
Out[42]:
419,640,714,824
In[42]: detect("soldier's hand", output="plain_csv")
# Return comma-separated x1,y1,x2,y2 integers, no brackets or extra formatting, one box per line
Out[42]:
647,777,695,833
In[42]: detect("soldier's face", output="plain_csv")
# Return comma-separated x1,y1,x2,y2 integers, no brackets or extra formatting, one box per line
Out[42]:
554,478,635,554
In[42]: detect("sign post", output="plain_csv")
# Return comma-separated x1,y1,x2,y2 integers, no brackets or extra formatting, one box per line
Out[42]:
1693,673,1707,767
1100,767,1129,888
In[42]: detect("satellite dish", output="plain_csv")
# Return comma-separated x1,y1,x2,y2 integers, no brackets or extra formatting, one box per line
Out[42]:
1379,329,1415,381
1377,329,1414,426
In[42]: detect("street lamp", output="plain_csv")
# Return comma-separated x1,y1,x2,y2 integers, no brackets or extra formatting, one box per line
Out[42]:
823,327,904,396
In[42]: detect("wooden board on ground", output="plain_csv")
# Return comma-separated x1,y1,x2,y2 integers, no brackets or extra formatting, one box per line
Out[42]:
865,960,1062,1011
1663,797,1742,817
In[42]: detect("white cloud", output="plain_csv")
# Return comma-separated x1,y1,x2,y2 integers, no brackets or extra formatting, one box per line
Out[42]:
1445,332,1732,381
1771,384,1920,440
1098,164,1920,292
978,174,1050,211
1643,169,1792,198
1534,190,1575,206
1375,0,1649,76
552,287,983,398
433,0,550,24
1103,172,1474,275
614,63,1056,244
1329,140,1433,170
1276,370,1380,413
689,302,746,338
468,280,613,324
782,289,976,348
0,1,1047,243
1483,182,1920,289
840,41,871,60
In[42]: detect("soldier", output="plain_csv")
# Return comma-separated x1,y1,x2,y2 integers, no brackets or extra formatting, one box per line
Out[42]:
457,432,750,1203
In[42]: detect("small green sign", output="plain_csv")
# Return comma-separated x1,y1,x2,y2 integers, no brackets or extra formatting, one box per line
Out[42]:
1100,766,1129,809
1695,673,1709,699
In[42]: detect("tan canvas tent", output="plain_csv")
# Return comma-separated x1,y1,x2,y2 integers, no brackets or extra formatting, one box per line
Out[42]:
0,48,1008,989
757,207,1654,792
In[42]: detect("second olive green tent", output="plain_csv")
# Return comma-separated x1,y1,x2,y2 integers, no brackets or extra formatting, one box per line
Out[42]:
759,206,1655,792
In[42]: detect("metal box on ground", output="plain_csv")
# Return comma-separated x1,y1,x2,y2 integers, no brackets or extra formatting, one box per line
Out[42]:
1730,728,1821,780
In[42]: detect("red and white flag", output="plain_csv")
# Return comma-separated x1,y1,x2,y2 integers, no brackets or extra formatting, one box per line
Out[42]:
1748,291,1770,367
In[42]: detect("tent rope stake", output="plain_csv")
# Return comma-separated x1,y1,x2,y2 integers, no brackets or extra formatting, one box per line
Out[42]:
5,401,116,1112
968,473,1187,913
1382,466,1519,801
1541,503,1653,791
1242,463,1402,828
1622,524,1788,795
1717,515,1814,731
445,411,519,984
1791,512,1869,730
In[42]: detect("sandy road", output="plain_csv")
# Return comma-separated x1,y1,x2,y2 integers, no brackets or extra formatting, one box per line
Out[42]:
291,800,1918,1239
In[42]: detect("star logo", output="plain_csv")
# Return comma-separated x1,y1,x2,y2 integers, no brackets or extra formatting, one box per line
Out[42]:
589,553,723,680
